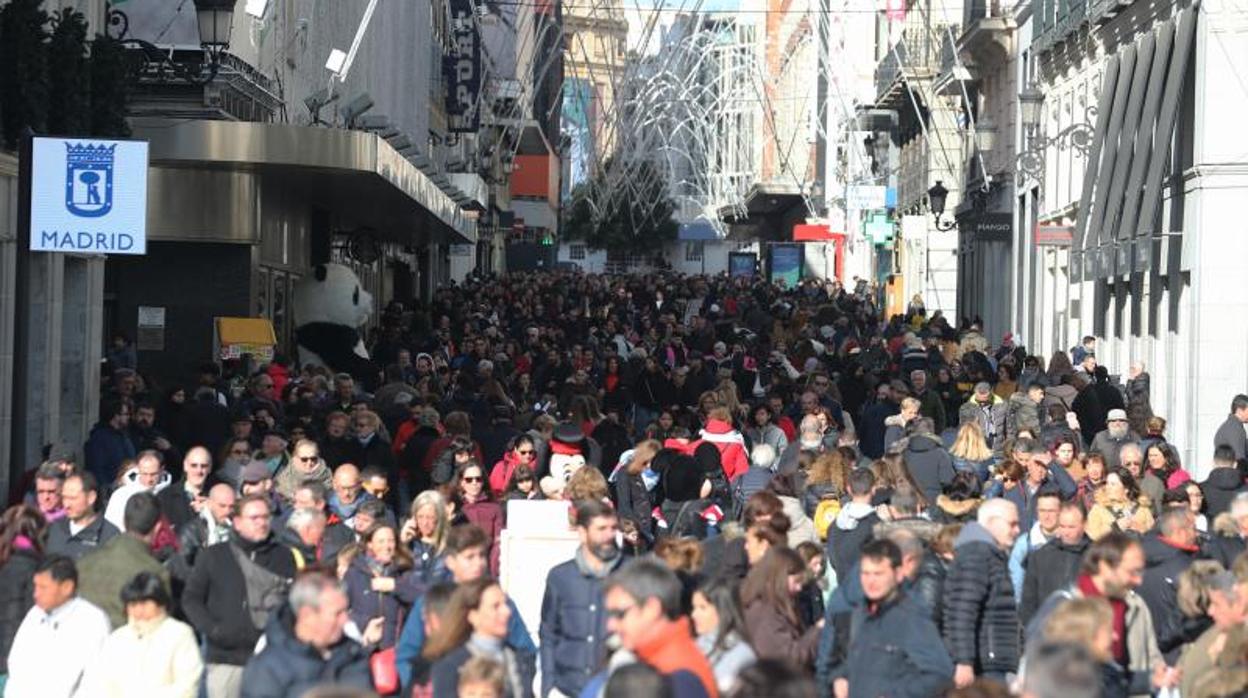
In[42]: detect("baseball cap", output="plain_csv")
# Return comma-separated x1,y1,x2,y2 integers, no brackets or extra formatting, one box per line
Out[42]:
1107,409,1128,422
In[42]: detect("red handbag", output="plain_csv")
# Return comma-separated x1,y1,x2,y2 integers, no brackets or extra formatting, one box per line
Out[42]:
370,646,400,695
369,585,402,696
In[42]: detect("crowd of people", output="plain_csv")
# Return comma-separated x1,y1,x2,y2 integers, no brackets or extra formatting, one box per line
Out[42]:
4,269,1248,698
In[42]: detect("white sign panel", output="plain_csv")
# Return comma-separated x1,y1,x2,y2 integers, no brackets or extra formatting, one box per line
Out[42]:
30,137,149,254
846,185,887,211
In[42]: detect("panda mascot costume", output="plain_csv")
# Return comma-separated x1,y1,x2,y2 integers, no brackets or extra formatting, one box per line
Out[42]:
292,263,380,390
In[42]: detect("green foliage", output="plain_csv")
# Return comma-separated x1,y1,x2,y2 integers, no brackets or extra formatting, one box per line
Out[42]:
89,35,131,138
0,0,50,149
47,8,91,136
563,159,679,253
0,3,130,149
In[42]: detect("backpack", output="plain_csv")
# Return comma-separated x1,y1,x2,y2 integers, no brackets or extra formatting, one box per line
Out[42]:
814,498,842,540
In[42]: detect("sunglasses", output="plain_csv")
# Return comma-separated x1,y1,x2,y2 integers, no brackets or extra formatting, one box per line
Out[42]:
605,606,634,620
298,456,317,462
517,449,534,456
462,475,483,483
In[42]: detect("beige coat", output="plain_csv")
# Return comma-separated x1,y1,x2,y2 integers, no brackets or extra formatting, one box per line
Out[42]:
1086,489,1155,540
83,615,203,698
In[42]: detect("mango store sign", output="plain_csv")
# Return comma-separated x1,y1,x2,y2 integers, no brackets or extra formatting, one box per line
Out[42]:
29,137,148,254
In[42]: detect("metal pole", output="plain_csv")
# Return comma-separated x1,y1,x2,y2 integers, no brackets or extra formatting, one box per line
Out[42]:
9,131,33,503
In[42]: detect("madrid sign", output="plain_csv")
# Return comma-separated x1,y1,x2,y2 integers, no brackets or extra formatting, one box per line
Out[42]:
29,137,149,254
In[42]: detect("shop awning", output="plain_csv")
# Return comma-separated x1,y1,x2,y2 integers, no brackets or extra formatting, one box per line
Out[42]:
1074,4,1197,278
135,120,476,244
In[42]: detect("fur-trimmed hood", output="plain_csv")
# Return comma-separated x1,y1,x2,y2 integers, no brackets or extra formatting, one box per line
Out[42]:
935,495,982,519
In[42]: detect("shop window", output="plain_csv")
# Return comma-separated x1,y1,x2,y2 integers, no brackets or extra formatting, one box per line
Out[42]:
569,244,586,260
686,242,704,262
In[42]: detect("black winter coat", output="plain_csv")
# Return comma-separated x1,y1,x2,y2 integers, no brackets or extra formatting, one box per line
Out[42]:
1204,532,1246,569
1019,536,1089,626
0,549,38,673
1203,467,1247,519
612,470,652,541
240,602,371,698
182,536,298,665
1137,534,1202,661
941,522,1021,673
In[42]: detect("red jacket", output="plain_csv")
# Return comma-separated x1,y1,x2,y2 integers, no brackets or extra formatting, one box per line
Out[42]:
693,419,750,481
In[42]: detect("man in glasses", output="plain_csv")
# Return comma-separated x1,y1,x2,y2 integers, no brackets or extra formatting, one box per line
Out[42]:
183,493,297,698
590,558,716,697
276,439,333,505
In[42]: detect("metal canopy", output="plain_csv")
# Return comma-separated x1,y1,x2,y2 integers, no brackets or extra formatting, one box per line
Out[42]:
135,119,476,244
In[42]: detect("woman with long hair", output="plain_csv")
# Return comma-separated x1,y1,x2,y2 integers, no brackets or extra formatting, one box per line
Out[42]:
400,491,450,584
0,505,45,678
453,461,504,576
802,450,848,518
740,547,820,668
691,578,756,693
488,435,539,496
949,421,996,481
502,465,541,502
426,578,526,697
343,523,421,650
1086,467,1155,539
1146,442,1191,490
870,453,926,508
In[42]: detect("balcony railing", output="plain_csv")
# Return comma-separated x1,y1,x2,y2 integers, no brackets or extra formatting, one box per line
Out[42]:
1032,0,1088,54
875,22,958,102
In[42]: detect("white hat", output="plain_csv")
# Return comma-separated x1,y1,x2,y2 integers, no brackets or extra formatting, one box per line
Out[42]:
1107,408,1128,422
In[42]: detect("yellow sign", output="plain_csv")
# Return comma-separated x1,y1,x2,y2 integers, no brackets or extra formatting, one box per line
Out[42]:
216,317,277,361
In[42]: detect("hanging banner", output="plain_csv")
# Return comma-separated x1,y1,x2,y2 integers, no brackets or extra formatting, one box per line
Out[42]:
769,244,802,287
444,0,482,133
729,252,756,279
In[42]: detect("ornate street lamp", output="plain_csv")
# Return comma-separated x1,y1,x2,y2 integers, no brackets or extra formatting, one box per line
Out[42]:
1015,81,1097,181
927,180,958,231
107,0,239,85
